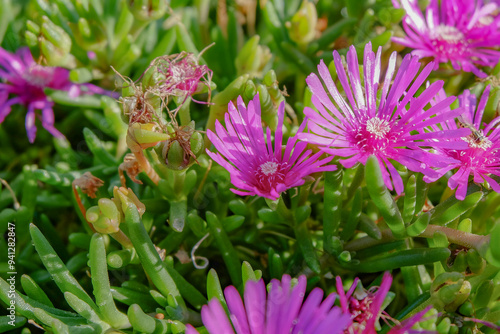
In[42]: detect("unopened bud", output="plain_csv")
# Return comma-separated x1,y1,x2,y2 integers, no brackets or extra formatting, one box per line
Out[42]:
431,272,471,312
160,122,203,170
127,0,167,22
86,199,121,234
112,186,146,218
286,0,318,45
126,122,170,150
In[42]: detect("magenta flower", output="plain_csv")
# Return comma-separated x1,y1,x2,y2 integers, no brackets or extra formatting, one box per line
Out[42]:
299,43,469,194
186,274,352,334
392,0,500,78
425,86,500,200
337,272,431,334
206,94,336,200
336,272,393,334
0,47,115,143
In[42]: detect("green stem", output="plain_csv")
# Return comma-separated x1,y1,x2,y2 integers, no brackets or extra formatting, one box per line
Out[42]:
110,230,133,249
420,225,490,254
345,225,490,254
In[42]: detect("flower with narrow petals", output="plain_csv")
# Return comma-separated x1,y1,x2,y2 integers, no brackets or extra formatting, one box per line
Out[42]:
0,47,115,143
425,86,500,199
186,274,352,334
206,94,336,200
392,0,500,78
337,272,393,334
337,272,431,334
299,43,469,194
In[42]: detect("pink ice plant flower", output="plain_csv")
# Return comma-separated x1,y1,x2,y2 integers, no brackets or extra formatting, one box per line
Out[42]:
392,0,500,78
337,272,432,334
299,43,470,194
425,86,500,200
0,47,116,143
206,94,336,200
185,274,352,334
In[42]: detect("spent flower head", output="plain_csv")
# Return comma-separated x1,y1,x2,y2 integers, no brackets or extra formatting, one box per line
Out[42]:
207,94,336,200
425,86,500,199
392,0,500,77
151,50,213,109
186,274,352,334
0,47,114,143
300,43,470,194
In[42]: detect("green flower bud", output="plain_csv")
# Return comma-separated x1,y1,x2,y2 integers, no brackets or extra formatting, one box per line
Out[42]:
36,16,76,68
126,122,170,150
286,0,318,45
86,199,121,234
127,0,167,22
160,122,204,170
112,186,146,219
41,16,72,53
431,272,471,312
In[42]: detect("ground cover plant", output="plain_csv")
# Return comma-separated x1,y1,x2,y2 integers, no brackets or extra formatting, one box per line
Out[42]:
1,0,500,333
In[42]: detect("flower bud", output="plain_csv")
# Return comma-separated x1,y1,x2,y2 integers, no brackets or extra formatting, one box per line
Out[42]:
285,0,318,45
160,122,204,170
126,122,170,151
431,272,471,312
112,186,146,219
39,16,76,68
127,0,167,22
86,199,121,234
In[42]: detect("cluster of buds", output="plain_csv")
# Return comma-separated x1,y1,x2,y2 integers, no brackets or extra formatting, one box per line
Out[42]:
431,272,471,312
25,16,76,68
285,0,318,46
86,186,145,235
115,50,212,186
